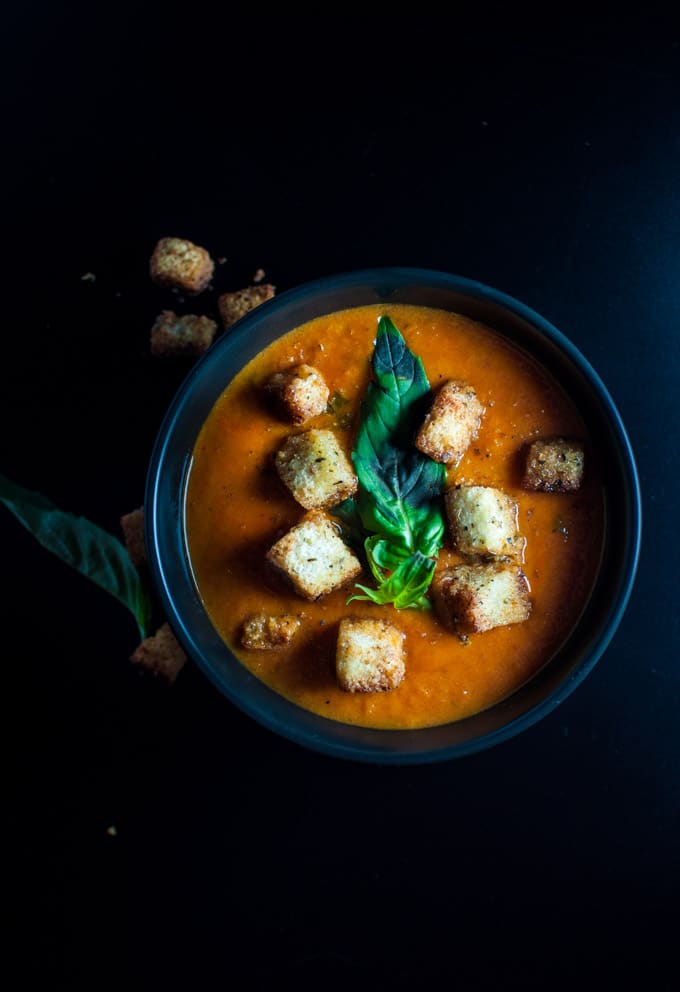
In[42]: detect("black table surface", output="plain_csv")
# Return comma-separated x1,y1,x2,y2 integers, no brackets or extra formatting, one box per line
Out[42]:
4,11,679,990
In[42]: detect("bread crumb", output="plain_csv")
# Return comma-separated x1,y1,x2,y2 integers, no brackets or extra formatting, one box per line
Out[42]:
275,429,357,509
150,310,217,357
253,267,266,283
120,506,146,566
130,622,187,684
522,438,585,492
218,284,276,329
150,236,214,295
241,613,301,649
266,509,362,600
415,380,484,465
265,364,330,425
445,485,523,559
432,562,531,634
336,617,406,692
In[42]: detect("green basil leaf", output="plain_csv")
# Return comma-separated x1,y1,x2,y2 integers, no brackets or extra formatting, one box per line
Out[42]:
352,315,447,556
0,473,152,638
340,315,446,609
347,550,435,610
365,535,408,572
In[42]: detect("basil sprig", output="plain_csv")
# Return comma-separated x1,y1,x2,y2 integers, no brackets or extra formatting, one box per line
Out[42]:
335,315,447,609
0,473,152,638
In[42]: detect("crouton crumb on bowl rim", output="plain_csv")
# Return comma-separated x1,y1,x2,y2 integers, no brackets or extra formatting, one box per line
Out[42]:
144,267,641,765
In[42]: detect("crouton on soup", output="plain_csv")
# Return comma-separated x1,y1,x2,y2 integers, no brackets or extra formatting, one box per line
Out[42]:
265,510,362,601
415,379,484,465
445,485,523,558
275,429,357,510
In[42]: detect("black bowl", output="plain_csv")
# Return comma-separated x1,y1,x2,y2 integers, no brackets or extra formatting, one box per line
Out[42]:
144,268,641,764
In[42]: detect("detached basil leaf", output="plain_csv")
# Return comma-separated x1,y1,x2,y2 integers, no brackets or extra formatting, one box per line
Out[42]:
339,315,447,609
0,473,152,638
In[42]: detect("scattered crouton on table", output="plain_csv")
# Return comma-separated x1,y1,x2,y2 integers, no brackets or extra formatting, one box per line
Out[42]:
415,379,484,465
265,363,330,425
149,236,214,295
335,616,406,693
120,506,146,566
432,562,531,634
522,437,585,492
275,429,358,510
266,509,362,600
218,284,276,329
150,310,218,357
445,485,522,558
130,622,188,684
240,613,301,650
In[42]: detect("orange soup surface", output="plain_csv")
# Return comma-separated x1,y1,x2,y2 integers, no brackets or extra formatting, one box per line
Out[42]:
185,304,604,729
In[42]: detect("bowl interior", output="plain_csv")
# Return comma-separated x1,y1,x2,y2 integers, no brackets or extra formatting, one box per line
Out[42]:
145,268,641,764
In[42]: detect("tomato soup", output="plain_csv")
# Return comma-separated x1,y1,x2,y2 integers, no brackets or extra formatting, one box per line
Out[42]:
185,304,604,729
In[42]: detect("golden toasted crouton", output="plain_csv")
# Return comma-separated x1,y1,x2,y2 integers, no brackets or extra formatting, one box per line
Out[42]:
522,438,585,493
217,284,276,329
241,613,301,649
265,363,330,425
130,622,188,684
275,429,358,510
149,237,214,294
432,562,531,634
120,506,146,566
415,380,484,465
150,310,218,357
266,509,362,600
336,617,406,693
445,485,523,558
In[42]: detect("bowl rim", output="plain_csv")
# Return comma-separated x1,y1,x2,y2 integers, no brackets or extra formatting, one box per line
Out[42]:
144,266,642,764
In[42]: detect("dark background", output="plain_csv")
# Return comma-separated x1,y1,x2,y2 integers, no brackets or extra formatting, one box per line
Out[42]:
3,9,679,989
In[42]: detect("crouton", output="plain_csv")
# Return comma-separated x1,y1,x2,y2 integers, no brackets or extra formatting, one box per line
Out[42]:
265,363,330,425
336,617,406,693
240,613,301,649
120,506,146,566
130,622,188,684
432,562,531,634
150,310,218,357
275,429,358,510
415,380,484,465
266,509,362,600
522,437,585,493
445,485,523,558
149,237,214,295
217,284,276,329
